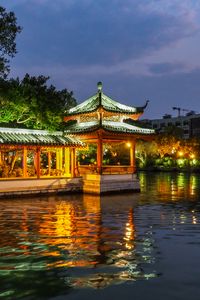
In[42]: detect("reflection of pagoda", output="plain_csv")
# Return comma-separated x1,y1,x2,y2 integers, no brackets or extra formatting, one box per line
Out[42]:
64,82,155,194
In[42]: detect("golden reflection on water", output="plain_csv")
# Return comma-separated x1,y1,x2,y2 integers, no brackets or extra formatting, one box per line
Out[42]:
139,172,199,201
38,196,102,268
124,208,135,250
1,172,200,295
0,193,155,289
189,175,197,196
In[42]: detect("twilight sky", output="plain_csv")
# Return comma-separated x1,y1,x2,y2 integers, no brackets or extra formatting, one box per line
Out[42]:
2,0,200,119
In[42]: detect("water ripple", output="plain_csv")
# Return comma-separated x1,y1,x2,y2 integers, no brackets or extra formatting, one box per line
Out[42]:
0,172,200,299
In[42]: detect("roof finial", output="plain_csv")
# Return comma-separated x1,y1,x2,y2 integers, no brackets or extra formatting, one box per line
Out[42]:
97,81,102,92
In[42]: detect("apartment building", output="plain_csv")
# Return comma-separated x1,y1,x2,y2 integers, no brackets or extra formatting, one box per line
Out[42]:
142,113,200,139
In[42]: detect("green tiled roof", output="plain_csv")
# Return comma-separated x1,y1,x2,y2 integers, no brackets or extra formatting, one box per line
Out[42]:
64,120,155,135
67,92,148,116
0,127,84,147
103,121,154,134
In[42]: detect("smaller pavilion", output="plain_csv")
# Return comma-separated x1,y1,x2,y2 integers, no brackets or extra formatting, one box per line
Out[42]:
64,82,155,194
0,127,84,179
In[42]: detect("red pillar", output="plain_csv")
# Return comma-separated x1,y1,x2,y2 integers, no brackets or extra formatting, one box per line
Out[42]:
36,147,41,178
48,151,51,175
97,138,103,174
130,140,136,173
23,146,27,178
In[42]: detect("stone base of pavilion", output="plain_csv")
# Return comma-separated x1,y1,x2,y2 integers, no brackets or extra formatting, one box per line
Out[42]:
83,173,140,194
0,177,82,198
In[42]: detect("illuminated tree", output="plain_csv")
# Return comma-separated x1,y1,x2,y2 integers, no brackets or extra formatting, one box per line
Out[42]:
136,140,157,167
0,74,76,130
155,134,181,158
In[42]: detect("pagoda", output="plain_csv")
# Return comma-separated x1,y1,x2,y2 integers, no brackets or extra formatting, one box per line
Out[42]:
64,82,155,194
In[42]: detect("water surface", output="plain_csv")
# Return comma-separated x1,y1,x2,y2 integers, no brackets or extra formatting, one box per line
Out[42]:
0,172,200,300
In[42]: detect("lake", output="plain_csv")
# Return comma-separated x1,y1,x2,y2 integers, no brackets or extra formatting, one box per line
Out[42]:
0,172,200,300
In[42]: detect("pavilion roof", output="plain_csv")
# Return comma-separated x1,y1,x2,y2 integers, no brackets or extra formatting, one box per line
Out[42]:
64,120,155,135
67,83,148,116
0,127,84,147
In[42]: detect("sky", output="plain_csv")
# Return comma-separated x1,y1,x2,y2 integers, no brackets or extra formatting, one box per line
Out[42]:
2,0,200,119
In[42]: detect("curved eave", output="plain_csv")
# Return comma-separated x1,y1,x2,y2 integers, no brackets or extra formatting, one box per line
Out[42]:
64,125,155,137
66,88,148,117
102,107,143,115
67,93,99,116
102,126,155,136
64,125,100,135
65,106,143,117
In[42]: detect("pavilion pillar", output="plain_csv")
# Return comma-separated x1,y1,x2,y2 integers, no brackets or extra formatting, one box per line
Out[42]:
130,140,136,173
74,149,78,176
60,148,63,171
23,146,27,178
97,138,103,174
64,148,70,176
56,150,59,170
71,148,76,177
36,147,41,178
48,151,51,175
56,148,63,175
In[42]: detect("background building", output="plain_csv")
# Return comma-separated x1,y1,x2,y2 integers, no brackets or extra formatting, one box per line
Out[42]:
142,112,200,139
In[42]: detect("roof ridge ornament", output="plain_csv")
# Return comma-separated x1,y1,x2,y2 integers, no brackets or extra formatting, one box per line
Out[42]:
135,100,149,112
97,81,102,92
97,81,103,108
143,100,149,109
97,82,103,125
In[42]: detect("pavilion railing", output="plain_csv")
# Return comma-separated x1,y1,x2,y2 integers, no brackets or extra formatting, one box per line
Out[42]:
78,165,136,175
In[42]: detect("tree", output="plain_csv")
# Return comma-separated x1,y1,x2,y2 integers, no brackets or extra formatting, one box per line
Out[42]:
155,134,181,158
0,6,21,77
136,140,157,167
0,74,76,130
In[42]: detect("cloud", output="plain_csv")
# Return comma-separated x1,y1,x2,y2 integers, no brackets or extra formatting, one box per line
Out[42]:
4,0,199,69
2,0,200,119
9,60,200,112
148,62,187,75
